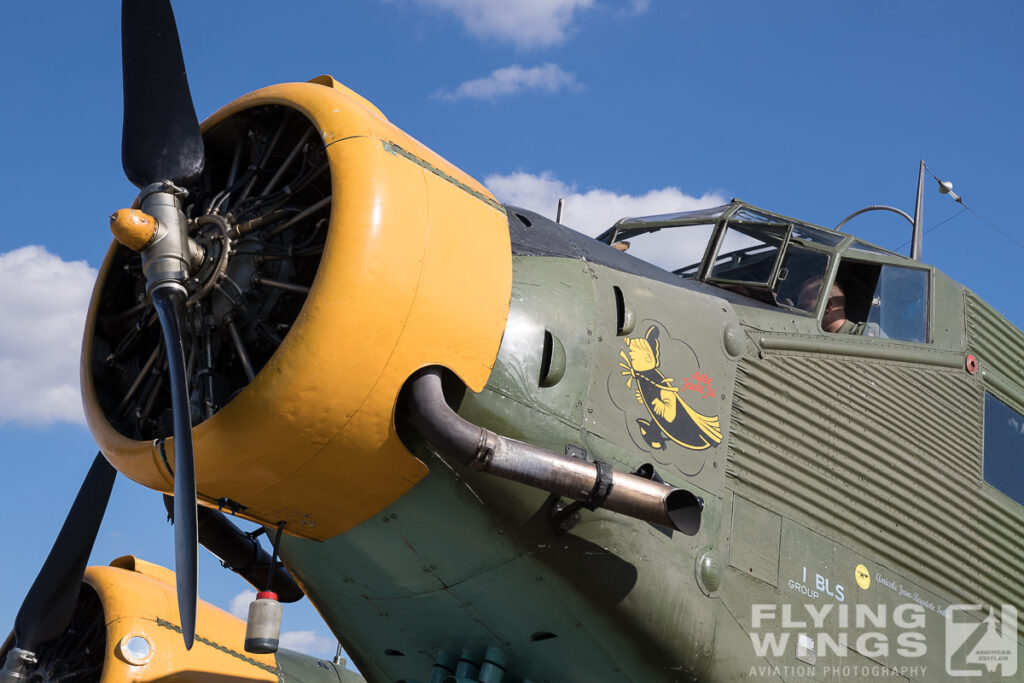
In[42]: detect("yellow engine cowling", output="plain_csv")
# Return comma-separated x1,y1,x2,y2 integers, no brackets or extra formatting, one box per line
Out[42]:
0,556,353,682
82,75,513,539
87,556,281,682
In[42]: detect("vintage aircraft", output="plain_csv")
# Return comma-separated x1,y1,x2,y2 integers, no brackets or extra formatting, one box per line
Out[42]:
2,1,1022,681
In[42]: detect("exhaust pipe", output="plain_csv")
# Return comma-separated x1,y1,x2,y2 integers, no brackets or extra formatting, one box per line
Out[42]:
405,368,703,535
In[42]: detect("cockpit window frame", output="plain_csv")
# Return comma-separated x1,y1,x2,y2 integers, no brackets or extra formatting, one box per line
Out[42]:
777,244,835,317
703,220,794,291
599,200,928,332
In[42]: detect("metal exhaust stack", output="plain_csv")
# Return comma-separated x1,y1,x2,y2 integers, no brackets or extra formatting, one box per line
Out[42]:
405,368,704,534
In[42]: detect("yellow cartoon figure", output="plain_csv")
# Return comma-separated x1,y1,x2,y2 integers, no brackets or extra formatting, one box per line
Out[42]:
619,325,723,451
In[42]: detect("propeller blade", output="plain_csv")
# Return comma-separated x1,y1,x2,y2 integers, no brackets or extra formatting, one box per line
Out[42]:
13,453,115,651
121,0,204,188
152,284,198,650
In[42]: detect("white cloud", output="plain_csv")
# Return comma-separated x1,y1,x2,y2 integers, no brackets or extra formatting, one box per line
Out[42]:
436,63,582,102
404,0,594,48
0,246,97,426
485,171,727,236
228,589,257,620
280,630,336,658
485,171,728,271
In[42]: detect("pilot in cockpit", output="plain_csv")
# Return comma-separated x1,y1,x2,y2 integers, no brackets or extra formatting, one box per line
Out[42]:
797,277,879,336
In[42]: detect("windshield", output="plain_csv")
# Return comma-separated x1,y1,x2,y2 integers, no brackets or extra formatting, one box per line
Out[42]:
610,222,716,275
777,246,830,312
706,223,829,309
615,204,731,229
708,222,788,284
609,203,834,311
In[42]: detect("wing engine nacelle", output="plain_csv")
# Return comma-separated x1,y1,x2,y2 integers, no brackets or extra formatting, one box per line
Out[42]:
1,556,360,683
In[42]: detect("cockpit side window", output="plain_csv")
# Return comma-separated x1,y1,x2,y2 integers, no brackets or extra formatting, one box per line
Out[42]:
866,265,929,342
826,261,929,340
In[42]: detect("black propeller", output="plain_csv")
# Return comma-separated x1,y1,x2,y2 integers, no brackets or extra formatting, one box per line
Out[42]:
121,0,204,188
120,0,206,649
152,284,199,650
1,2,206,670
0,454,115,679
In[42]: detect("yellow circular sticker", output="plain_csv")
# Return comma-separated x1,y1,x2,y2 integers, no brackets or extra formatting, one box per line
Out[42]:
855,564,871,590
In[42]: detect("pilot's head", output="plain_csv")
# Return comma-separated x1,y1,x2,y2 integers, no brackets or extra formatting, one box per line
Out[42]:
797,277,823,312
798,278,848,332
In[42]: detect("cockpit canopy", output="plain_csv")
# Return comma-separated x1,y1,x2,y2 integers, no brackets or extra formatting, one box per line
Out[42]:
596,200,929,342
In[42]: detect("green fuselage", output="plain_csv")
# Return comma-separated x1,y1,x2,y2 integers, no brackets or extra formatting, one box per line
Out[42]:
277,207,1024,683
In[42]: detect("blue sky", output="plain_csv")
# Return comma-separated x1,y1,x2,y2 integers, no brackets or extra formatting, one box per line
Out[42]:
2,0,1023,664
